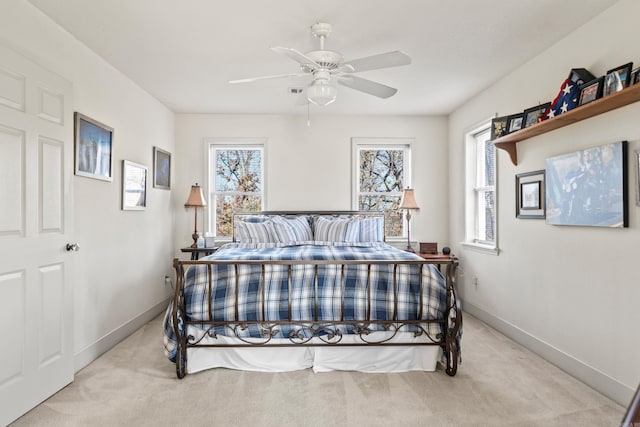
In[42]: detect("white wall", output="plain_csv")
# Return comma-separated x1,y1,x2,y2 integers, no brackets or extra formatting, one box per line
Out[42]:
175,114,449,249
449,0,640,405
0,0,176,369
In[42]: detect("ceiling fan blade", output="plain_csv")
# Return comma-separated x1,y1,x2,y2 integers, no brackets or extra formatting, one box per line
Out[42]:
229,73,307,84
270,46,320,69
338,75,398,98
343,50,411,73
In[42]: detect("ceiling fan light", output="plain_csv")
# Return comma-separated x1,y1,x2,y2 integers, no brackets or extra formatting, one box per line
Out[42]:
307,80,337,106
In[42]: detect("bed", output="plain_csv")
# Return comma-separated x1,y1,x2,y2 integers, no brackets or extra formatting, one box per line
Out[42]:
163,211,461,378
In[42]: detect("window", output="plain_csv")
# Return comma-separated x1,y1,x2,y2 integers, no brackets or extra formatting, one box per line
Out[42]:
465,124,497,251
352,138,412,238
207,141,265,237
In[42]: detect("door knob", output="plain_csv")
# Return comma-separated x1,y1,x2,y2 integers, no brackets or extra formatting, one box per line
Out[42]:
66,243,80,252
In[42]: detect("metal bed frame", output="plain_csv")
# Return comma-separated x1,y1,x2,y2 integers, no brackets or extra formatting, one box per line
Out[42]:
171,211,461,378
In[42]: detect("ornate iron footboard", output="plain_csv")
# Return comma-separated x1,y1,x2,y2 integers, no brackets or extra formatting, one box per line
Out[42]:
171,256,460,379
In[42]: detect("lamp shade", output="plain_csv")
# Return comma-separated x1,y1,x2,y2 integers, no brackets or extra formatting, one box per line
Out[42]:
399,188,419,210
307,80,337,106
184,183,207,207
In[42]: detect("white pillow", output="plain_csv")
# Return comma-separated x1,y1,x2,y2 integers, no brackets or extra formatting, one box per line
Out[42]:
234,220,275,243
356,216,384,242
270,215,313,242
313,216,359,242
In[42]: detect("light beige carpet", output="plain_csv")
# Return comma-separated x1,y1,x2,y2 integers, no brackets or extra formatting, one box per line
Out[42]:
11,313,624,426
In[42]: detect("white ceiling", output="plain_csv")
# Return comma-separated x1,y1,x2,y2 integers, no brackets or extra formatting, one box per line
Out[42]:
27,0,618,115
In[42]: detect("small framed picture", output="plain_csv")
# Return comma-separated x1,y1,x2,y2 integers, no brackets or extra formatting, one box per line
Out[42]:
122,160,148,211
578,76,604,106
153,146,171,189
490,115,509,140
516,170,545,219
631,67,640,86
522,102,551,128
603,62,633,97
74,112,114,181
506,113,524,133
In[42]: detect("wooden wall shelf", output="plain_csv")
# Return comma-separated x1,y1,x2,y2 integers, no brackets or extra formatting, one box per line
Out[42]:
493,83,640,165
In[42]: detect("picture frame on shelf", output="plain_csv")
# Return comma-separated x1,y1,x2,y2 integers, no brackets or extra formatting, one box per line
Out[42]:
603,62,633,97
153,146,171,189
629,67,640,86
490,115,509,140
122,160,148,211
545,141,627,228
578,76,604,106
74,112,114,181
506,113,524,133
516,170,545,219
522,102,551,128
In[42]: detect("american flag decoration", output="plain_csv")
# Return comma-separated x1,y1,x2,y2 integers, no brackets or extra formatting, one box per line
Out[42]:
542,79,581,120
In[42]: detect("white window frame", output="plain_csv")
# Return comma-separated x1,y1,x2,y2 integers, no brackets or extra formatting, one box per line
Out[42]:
351,137,413,240
204,138,266,238
463,123,499,255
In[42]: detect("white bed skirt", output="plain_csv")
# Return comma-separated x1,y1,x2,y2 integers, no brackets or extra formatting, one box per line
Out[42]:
186,325,441,374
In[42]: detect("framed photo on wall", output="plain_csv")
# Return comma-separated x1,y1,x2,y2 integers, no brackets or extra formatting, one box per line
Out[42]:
545,141,628,227
153,146,171,189
122,160,147,210
74,112,114,181
516,170,545,219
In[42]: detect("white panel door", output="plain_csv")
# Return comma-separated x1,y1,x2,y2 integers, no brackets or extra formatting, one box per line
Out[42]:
0,43,74,425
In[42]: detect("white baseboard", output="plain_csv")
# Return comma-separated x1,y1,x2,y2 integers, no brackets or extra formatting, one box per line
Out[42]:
73,298,170,372
463,302,633,407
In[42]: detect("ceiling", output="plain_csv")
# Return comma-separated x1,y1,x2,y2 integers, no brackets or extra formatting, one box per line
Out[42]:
27,0,618,115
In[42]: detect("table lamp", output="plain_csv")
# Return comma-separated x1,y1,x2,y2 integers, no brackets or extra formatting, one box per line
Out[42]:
399,188,419,252
184,183,207,248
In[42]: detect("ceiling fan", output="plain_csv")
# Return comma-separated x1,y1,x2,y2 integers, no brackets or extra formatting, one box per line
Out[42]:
229,22,411,106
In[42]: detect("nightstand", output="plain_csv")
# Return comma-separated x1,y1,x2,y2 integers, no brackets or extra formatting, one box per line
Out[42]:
181,247,218,260
417,252,456,270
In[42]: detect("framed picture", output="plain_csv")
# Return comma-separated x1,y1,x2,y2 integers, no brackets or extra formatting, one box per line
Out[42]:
522,102,551,128
122,160,147,211
635,149,640,207
578,76,604,106
490,115,509,140
603,62,633,97
506,113,524,133
153,146,171,189
631,67,640,86
516,170,545,219
545,141,627,227
74,112,114,181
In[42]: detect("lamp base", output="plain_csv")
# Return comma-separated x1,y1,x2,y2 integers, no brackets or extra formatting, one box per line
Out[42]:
406,245,415,253
190,232,199,248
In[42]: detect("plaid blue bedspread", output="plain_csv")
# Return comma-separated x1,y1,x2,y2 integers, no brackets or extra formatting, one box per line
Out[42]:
163,242,448,362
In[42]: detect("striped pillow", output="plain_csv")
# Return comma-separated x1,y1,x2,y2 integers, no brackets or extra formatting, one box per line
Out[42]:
313,216,359,242
234,219,275,243
356,216,384,242
270,215,313,242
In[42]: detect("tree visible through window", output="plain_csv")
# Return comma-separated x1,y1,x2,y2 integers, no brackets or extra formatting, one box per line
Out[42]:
210,145,264,237
355,142,411,237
